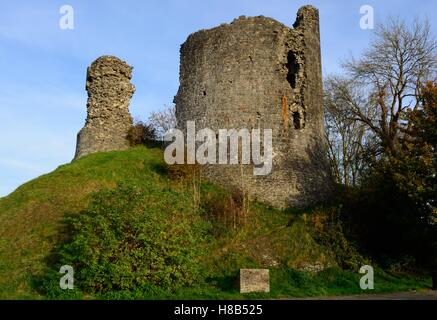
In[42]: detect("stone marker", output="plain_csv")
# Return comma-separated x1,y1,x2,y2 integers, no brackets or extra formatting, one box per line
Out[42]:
240,269,270,293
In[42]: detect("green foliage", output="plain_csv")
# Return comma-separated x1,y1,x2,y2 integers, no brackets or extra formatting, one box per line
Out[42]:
0,146,432,299
344,82,437,271
332,81,437,268
391,81,437,276
127,121,156,146
47,183,209,295
200,184,247,236
395,81,437,220
39,269,84,300
339,175,416,260
309,207,365,270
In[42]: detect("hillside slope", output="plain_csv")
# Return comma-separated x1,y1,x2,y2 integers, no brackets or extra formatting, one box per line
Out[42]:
0,146,430,299
0,147,166,298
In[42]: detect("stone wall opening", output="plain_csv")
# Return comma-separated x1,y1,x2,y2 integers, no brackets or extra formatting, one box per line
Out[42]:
286,51,299,89
293,111,301,129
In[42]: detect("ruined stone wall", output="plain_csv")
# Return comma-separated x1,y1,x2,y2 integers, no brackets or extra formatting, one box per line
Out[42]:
174,6,333,208
74,55,135,159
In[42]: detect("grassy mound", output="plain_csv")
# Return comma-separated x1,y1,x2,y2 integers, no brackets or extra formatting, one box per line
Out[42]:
0,146,431,299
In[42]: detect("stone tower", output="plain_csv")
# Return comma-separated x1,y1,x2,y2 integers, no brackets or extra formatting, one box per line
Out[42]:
74,55,135,159
174,6,333,208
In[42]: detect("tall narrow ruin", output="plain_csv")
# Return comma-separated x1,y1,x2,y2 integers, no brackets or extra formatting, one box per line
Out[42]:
174,6,333,208
74,55,135,159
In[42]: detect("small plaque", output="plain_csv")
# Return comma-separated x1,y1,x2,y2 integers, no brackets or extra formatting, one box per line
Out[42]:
239,269,270,293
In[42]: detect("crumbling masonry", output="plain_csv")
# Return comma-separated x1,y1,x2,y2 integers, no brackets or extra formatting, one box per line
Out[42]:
174,6,333,208
74,55,135,159
73,6,333,208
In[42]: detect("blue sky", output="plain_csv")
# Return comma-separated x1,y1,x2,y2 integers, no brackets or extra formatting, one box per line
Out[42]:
0,0,436,197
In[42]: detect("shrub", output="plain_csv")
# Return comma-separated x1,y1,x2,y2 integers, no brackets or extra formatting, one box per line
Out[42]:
309,206,365,270
164,164,249,233
200,184,250,237
165,163,201,181
338,171,427,269
51,183,208,294
127,121,156,146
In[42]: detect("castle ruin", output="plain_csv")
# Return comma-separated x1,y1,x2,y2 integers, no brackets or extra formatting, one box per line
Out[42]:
73,6,333,208
74,55,135,159
174,6,333,208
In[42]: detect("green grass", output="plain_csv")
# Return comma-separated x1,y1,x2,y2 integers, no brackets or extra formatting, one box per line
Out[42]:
0,146,431,299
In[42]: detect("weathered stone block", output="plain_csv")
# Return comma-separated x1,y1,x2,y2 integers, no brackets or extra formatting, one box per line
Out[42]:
239,269,270,293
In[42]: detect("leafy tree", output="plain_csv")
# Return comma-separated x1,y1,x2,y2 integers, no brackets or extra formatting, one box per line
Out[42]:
394,81,437,288
395,81,437,214
325,17,437,285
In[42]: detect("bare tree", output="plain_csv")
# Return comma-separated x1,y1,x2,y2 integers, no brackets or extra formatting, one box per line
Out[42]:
324,17,436,185
148,105,177,140
342,17,437,155
324,76,378,186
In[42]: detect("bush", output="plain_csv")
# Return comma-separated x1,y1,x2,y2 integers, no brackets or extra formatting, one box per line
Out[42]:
165,164,249,235
51,183,208,294
201,185,247,233
338,170,428,269
309,206,365,270
127,121,156,146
